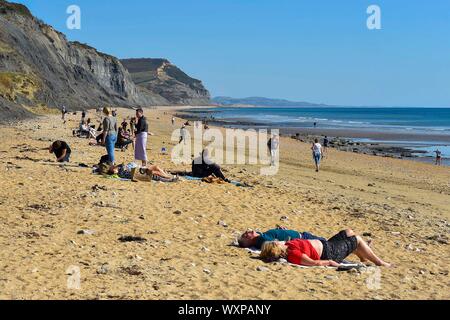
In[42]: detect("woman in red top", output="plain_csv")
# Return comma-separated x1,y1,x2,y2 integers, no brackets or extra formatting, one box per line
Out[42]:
260,229,390,267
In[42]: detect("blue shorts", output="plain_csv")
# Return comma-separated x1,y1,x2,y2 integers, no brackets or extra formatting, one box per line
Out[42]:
313,152,321,165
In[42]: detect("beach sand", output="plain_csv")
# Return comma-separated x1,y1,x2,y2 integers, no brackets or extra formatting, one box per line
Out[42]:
0,107,449,300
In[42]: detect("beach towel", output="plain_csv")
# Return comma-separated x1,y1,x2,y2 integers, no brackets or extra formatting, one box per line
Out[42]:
135,132,148,161
244,247,363,270
182,175,202,181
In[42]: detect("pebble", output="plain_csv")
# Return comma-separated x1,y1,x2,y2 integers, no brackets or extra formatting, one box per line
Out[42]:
280,216,289,221
97,264,109,275
173,210,182,215
217,220,228,228
201,246,209,252
77,229,95,235
256,266,269,272
203,269,211,274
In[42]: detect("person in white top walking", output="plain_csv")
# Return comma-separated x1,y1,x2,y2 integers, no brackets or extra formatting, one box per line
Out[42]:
311,138,322,172
267,134,279,166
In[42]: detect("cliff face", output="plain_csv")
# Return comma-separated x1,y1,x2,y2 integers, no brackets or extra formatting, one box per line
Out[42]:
121,58,211,106
0,0,209,121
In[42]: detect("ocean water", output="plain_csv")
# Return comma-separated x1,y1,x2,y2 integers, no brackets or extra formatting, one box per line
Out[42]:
194,106,450,164
203,107,450,134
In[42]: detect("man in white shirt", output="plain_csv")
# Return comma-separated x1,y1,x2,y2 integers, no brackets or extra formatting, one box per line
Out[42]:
311,138,322,172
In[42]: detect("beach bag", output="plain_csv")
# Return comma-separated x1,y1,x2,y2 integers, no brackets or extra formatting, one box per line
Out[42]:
131,167,153,182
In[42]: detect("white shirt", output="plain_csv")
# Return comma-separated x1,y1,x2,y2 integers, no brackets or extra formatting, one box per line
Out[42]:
312,143,322,154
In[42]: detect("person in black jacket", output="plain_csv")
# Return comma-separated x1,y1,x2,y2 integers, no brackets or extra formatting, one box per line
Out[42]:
134,108,149,167
192,149,229,182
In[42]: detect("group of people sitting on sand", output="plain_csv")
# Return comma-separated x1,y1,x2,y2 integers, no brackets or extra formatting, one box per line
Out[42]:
237,227,391,268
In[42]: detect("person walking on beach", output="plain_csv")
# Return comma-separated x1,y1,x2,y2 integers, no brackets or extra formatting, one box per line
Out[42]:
434,149,442,166
134,108,149,167
267,134,279,166
101,107,118,165
179,125,187,144
311,138,322,172
61,105,67,123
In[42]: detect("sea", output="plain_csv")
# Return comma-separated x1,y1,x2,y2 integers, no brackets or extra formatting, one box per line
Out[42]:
190,106,450,166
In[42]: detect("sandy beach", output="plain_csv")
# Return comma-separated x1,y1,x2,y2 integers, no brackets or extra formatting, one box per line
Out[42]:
0,107,449,300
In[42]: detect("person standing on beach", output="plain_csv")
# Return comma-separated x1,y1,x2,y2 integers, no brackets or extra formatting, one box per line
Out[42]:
101,107,118,165
81,110,86,122
134,108,149,167
267,134,279,166
129,117,136,138
311,138,322,172
179,125,187,144
172,117,175,126
61,105,67,123
434,149,442,166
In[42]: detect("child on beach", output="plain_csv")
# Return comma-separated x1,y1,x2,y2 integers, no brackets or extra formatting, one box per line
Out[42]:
311,138,322,172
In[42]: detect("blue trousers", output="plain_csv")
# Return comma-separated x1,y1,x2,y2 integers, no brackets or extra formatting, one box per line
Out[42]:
105,133,117,164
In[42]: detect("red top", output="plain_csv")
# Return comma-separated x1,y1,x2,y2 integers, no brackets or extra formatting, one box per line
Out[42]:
286,239,320,265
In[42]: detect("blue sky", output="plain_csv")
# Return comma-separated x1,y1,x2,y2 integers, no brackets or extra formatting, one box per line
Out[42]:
13,0,450,106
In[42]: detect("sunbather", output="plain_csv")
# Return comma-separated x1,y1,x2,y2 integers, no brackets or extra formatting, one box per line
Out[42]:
260,229,391,267
99,163,178,182
238,226,325,249
192,148,229,182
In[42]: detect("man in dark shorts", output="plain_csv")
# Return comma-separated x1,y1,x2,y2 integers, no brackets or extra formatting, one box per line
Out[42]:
49,140,71,162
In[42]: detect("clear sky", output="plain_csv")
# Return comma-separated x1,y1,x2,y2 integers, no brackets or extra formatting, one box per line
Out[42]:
12,0,450,106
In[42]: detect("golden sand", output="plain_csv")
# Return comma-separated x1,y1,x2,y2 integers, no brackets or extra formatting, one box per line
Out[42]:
0,107,448,300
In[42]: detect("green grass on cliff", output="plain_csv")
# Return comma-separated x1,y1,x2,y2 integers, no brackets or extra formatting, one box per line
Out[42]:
0,72,39,101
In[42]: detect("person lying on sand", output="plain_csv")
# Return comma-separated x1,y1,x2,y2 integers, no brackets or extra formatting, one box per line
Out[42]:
49,140,71,163
238,227,325,249
260,229,391,267
99,163,178,182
